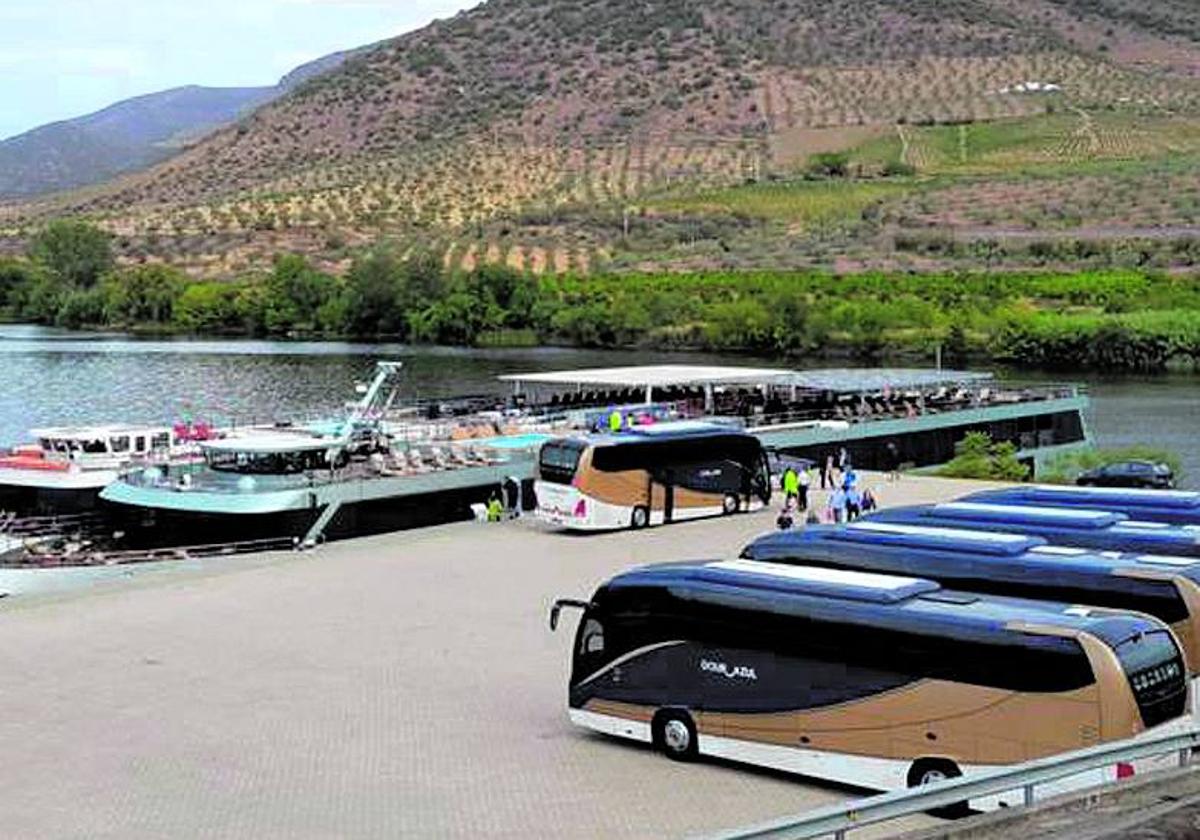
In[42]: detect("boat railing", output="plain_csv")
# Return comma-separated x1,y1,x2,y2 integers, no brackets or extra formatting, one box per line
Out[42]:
115,446,536,494
10,536,300,569
0,510,107,538
731,382,1082,431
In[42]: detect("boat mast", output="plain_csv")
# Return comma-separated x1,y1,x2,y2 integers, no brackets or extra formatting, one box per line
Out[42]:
340,361,404,440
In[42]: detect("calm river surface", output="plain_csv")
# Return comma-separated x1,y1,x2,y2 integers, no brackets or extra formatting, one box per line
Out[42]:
1,325,1196,486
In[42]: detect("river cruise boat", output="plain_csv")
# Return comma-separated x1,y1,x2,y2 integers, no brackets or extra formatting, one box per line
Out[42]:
499,365,1093,477
0,423,212,516
97,362,554,551
82,363,1093,554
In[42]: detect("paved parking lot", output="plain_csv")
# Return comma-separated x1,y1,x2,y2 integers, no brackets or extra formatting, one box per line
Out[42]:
0,476,977,838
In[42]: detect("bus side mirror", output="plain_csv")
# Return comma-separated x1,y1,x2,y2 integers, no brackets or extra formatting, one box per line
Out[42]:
549,599,590,632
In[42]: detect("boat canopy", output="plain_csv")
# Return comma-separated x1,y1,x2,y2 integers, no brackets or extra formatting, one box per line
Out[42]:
499,365,995,393
499,364,795,390
782,368,992,393
31,424,173,440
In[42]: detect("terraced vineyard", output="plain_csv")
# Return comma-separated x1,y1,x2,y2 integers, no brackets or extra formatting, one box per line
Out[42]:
3,0,1200,276
851,113,1200,173
882,159,1200,233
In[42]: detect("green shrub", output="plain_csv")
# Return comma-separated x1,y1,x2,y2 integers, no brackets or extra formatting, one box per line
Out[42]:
28,219,114,288
936,432,1030,482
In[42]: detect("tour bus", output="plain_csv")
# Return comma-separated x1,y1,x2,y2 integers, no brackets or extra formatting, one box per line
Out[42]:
966,485,1200,527
549,560,1189,808
535,423,771,531
866,502,1200,557
742,521,1200,710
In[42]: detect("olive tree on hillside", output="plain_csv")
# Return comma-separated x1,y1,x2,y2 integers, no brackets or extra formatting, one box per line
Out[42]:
27,219,114,288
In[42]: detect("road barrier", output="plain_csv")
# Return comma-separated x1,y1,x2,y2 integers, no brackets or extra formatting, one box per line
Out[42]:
708,728,1200,840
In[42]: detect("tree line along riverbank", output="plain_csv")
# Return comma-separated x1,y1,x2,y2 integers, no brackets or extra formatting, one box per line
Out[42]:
3,220,1200,372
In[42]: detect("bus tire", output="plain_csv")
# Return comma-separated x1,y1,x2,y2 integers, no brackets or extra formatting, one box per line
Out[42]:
630,506,650,530
722,494,740,515
653,709,698,762
908,758,968,818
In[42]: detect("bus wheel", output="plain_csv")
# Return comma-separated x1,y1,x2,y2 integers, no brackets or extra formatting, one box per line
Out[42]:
653,710,698,762
722,494,740,515
630,506,650,530
908,759,968,818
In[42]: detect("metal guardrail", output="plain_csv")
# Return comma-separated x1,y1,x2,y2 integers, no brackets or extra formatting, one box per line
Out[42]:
709,728,1200,840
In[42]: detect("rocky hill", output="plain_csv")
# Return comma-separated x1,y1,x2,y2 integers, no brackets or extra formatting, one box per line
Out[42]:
0,48,361,199
5,0,1200,275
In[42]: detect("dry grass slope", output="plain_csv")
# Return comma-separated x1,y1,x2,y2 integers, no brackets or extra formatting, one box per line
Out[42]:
3,0,1200,274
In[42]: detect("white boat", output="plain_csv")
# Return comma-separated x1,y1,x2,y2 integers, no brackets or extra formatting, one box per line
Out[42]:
0,423,211,515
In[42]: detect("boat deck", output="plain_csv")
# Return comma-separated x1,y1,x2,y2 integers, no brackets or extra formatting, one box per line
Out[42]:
0,475,992,838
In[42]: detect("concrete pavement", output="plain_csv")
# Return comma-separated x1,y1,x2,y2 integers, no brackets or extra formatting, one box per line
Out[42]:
0,475,982,838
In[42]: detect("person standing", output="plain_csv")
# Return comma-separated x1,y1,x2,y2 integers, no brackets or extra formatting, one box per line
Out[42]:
821,453,834,490
846,485,862,521
608,407,623,433
885,440,901,482
830,484,847,524
798,465,811,511
782,466,799,506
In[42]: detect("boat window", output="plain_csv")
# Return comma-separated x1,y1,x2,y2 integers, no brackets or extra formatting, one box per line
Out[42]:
110,436,131,453
82,439,108,454
135,436,146,452
151,432,170,450
206,447,330,475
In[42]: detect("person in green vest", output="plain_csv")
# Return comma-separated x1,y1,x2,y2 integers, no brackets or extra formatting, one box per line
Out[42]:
486,492,504,523
782,466,800,505
608,407,623,433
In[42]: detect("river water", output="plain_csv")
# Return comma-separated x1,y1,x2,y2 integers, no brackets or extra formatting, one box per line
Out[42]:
1,325,1196,486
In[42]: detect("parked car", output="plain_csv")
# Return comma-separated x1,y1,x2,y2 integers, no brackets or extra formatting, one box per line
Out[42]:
1076,460,1175,489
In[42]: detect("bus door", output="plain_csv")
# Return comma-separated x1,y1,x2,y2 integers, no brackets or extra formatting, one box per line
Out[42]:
649,475,675,524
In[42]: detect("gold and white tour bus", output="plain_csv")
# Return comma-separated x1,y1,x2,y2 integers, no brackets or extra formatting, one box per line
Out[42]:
550,560,1190,809
535,423,771,531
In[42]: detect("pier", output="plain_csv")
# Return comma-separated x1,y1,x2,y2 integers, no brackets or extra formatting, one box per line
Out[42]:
0,475,989,838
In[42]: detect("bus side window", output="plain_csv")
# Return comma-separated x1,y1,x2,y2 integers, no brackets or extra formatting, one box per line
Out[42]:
580,619,605,656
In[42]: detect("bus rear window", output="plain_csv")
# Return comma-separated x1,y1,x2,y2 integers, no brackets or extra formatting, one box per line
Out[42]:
540,441,585,484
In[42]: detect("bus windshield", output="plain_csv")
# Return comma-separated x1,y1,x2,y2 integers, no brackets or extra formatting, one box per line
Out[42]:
540,440,586,485
1114,629,1186,727
1114,629,1180,675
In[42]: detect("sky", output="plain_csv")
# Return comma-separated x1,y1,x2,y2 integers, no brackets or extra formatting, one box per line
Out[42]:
0,0,477,141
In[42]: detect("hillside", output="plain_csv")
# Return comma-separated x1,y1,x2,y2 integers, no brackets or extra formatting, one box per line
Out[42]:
5,0,1200,275
0,48,360,200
